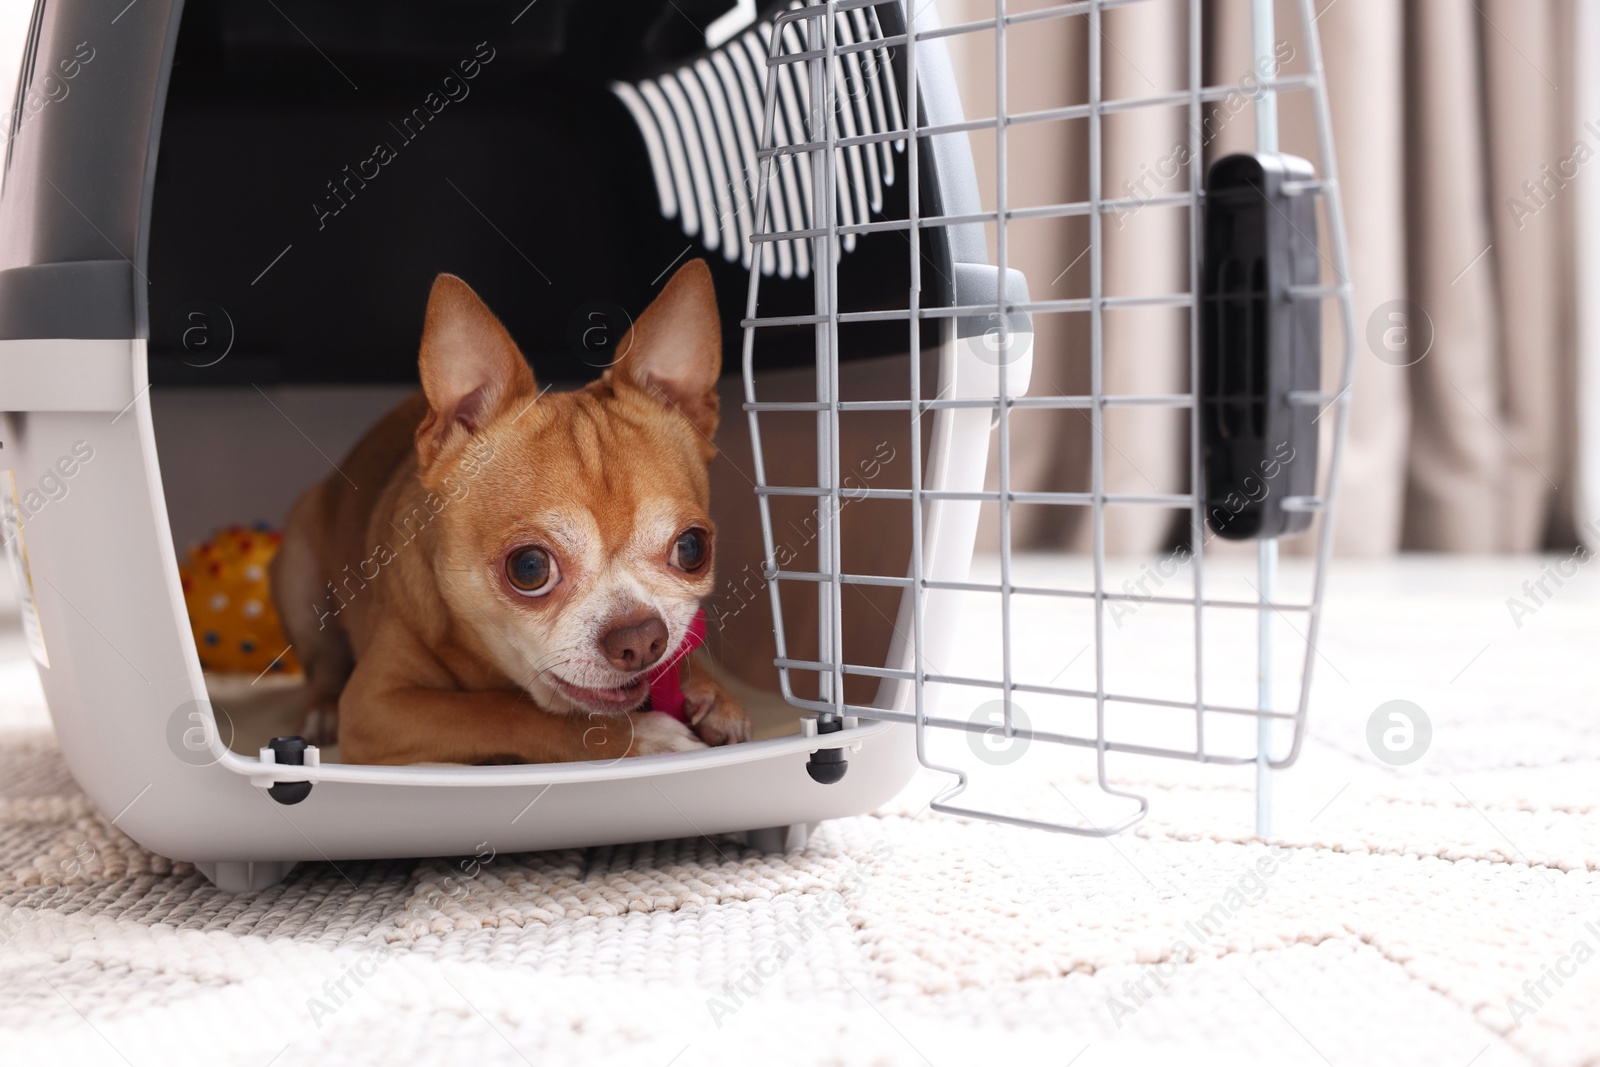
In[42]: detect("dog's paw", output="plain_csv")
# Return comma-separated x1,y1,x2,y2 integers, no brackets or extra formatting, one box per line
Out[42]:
627,711,709,757
684,675,751,746
298,703,340,747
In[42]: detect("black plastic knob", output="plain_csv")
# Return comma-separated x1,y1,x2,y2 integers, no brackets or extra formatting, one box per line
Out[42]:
805,717,848,785
267,735,313,805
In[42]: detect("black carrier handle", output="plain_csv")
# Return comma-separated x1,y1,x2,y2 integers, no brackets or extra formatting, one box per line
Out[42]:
1200,153,1323,541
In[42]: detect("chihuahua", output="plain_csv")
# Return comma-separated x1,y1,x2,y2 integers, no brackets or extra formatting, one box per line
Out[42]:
270,260,751,764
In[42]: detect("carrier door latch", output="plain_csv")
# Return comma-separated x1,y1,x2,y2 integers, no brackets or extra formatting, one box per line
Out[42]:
1200,152,1324,541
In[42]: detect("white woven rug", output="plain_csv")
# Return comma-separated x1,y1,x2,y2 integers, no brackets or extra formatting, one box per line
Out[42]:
2,556,1597,1067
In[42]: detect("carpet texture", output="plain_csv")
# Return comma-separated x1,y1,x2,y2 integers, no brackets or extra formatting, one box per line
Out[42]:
1,557,1596,1067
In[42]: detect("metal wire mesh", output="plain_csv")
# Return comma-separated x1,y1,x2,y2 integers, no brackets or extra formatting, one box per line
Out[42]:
738,0,1356,835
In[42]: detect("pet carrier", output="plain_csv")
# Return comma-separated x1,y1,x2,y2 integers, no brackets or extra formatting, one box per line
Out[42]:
0,0,1353,890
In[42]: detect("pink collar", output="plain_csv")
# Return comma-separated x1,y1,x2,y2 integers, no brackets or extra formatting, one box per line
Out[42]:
645,609,708,722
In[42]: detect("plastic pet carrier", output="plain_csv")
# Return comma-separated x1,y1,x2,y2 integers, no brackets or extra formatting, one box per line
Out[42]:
0,0,1354,890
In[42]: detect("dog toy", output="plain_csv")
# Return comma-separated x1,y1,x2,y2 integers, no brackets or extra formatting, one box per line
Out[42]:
178,523,301,675
646,609,707,722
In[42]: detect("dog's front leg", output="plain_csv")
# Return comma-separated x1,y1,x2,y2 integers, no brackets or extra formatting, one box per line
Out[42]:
337,676,665,765
681,652,752,746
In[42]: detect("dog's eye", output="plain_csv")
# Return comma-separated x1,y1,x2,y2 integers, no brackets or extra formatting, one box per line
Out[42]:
505,547,559,595
671,528,709,573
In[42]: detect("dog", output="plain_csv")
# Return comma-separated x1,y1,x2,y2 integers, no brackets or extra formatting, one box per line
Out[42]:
270,260,751,764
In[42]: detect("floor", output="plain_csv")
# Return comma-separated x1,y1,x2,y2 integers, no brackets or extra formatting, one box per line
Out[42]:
0,555,1597,1066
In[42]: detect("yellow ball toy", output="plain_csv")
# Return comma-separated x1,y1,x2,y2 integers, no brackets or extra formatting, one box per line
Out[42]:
179,523,301,676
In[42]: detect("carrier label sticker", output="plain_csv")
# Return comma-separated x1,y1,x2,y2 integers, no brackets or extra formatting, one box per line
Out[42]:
1,470,50,668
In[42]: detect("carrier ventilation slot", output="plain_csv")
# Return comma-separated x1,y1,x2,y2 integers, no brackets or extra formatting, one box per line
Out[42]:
611,2,905,279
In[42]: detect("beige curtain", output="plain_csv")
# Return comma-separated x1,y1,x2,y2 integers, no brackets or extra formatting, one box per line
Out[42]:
943,0,1580,554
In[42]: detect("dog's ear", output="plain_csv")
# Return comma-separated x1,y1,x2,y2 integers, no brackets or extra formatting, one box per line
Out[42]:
606,259,721,442
416,274,535,468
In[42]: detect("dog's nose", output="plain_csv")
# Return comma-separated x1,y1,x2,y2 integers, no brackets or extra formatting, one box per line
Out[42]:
598,613,669,672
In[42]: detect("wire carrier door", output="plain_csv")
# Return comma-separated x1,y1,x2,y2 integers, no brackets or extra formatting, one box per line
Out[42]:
739,0,1356,836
